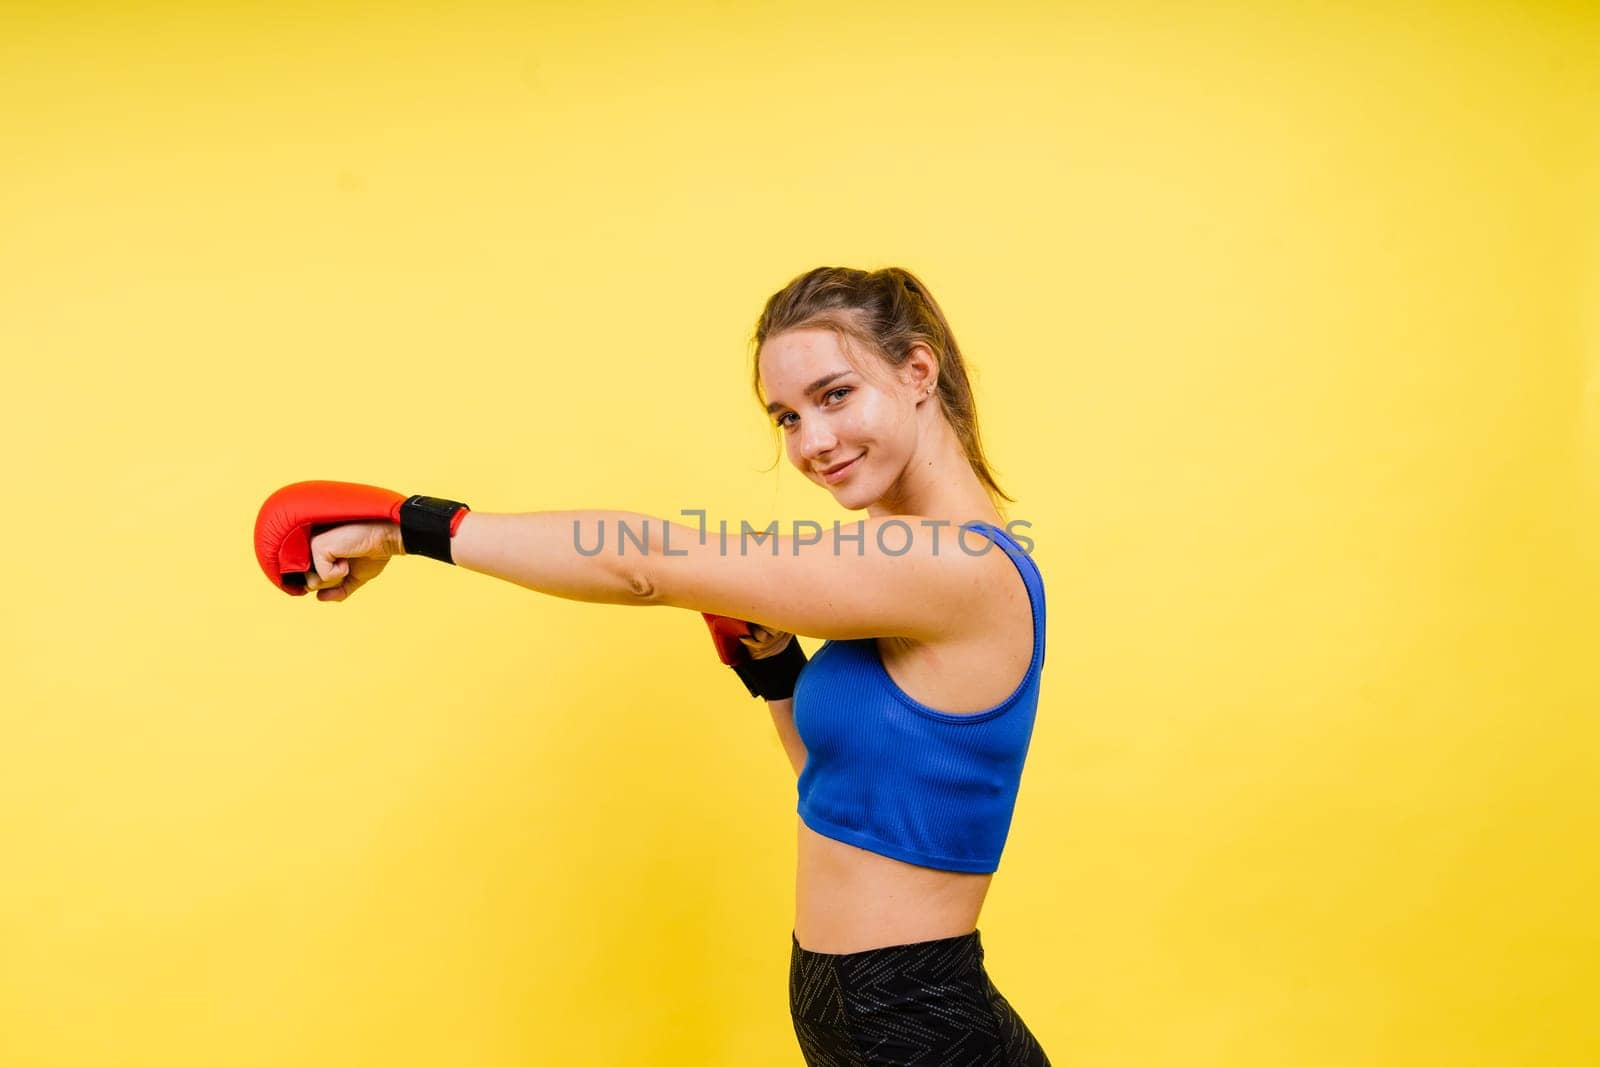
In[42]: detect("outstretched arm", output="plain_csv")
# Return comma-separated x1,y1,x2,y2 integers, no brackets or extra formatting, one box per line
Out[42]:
412,508,991,643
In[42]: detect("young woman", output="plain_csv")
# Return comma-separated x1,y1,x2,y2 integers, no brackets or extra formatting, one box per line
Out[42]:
269,266,1051,1064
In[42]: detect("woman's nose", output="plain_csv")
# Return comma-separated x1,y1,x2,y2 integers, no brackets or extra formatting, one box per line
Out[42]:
798,420,836,460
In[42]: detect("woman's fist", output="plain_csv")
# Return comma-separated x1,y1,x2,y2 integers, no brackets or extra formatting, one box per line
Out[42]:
253,479,410,595
739,624,795,660
305,521,400,602
699,613,807,700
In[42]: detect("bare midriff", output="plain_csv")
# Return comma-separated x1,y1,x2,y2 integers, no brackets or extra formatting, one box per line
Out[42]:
793,818,994,953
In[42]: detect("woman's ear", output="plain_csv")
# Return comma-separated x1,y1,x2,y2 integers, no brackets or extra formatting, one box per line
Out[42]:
901,343,940,398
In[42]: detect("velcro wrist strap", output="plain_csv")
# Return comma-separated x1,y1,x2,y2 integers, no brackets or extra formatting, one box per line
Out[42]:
731,636,809,701
400,495,470,564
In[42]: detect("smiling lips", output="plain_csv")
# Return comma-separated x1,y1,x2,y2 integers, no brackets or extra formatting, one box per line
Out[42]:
818,455,861,484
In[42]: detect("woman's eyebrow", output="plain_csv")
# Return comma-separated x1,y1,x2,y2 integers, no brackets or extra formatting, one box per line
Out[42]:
765,371,852,414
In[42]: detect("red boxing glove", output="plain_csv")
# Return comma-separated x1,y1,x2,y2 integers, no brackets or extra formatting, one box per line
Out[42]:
254,479,469,595
701,612,754,665
255,480,405,595
700,612,808,701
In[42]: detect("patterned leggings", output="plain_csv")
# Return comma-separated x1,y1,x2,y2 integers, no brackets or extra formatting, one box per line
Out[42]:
789,928,1052,1066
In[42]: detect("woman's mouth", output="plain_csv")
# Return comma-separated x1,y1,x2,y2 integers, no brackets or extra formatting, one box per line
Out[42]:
820,455,861,484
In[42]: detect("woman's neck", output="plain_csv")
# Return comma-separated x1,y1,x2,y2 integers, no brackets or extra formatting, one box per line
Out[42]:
868,416,1002,527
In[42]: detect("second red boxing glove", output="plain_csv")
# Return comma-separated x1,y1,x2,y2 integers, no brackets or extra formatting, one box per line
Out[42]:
701,612,754,665
700,612,808,701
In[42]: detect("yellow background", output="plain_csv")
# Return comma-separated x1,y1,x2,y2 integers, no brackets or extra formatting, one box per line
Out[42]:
2,2,1596,1064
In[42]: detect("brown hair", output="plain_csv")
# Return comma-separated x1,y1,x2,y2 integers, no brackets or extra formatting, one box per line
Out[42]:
750,265,1015,509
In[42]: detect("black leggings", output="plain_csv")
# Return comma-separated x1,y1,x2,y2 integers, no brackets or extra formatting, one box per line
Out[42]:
789,928,1052,1066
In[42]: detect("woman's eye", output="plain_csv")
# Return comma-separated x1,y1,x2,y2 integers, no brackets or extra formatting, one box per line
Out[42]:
775,388,850,430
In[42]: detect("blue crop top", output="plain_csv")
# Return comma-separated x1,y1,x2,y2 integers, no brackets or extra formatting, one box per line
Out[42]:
791,521,1046,874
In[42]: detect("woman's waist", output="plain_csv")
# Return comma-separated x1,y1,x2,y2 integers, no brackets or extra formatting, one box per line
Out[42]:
795,819,991,951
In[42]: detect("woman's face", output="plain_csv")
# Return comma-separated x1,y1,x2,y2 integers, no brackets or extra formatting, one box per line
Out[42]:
758,327,926,511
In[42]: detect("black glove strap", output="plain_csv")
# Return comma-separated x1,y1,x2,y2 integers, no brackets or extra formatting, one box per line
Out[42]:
400,495,469,564
731,636,809,701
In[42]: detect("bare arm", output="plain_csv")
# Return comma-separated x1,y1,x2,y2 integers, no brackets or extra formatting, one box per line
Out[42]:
766,697,807,777
391,507,989,642
434,510,651,606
